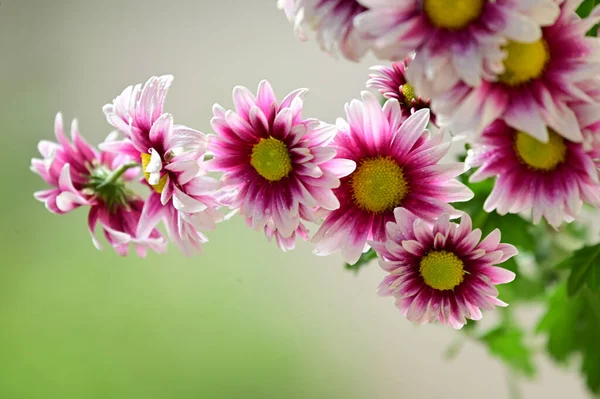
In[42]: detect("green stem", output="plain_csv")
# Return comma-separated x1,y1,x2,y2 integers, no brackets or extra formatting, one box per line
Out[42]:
98,162,140,187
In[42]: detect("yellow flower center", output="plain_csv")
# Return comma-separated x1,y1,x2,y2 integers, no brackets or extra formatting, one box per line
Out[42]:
250,137,292,182
423,0,485,30
351,156,408,213
498,39,550,86
420,250,465,291
514,130,566,171
401,82,417,102
140,153,168,194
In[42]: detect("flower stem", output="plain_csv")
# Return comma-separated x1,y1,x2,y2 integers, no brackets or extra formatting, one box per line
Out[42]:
98,162,140,187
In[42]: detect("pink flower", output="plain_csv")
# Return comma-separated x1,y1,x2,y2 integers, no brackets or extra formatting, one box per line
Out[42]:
31,113,167,257
356,0,558,88
278,0,369,61
367,59,436,125
209,80,355,250
103,75,223,255
425,1,600,142
312,92,473,264
372,208,517,329
466,120,600,228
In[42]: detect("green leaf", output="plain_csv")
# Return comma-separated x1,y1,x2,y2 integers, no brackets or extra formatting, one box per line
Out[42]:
480,324,536,377
455,179,536,252
556,243,600,296
536,284,579,362
578,0,600,36
537,285,600,395
345,248,378,274
577,0,599,17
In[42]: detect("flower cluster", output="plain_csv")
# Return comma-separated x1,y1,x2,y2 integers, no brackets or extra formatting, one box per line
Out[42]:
280,0,600,228
31,0,600,330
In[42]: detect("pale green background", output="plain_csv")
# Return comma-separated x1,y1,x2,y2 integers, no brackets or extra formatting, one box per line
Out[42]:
0,1,590,398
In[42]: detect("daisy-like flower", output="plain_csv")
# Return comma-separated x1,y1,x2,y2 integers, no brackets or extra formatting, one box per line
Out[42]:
102,75,223,254
372,208,517,329
312,92,473,264
278,0,369,61
356,0,559,88
367,59,435,124
31,113,167,256
466,120,600,228
426,1,600,142
209,80,355,251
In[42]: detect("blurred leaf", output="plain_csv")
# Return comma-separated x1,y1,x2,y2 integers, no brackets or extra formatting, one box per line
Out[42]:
345,249,377,274
578,0,600,36
480,324,536,377
578,0,599,17
499,272,545,303
556,243,600,296
537,285,600,395
455,179,536,252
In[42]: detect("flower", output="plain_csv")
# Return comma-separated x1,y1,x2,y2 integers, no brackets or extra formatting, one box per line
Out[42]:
372,208,517,329
367,59,435,124
209,80,355,250
312,92,473,264
31,113,167,256
466,120,600,228
356,0,558,88
102,75,223,255
424,1,600,142
278,0,369,61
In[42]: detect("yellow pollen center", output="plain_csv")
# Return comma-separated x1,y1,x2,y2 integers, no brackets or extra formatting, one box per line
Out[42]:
514,130,566,171
140,153,168,194
423,0,485,30
250,137,292,182
498,39,550,86
351,156,408,213
420,250,465,291
401,83,417,102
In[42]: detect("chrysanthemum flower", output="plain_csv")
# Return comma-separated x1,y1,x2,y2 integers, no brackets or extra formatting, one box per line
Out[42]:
278,0,369,61
356,0,558,88
312,92,473,264
425,1,600,142
466,120,600,228
372,208,517,329
31,113,167,256
367,59,435,124
209,80,355,250
103,75,223,254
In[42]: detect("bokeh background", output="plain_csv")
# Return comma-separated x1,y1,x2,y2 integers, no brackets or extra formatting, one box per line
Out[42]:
0,1,591,398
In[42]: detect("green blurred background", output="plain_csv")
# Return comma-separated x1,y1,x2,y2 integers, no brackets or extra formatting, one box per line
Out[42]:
0,1,591,398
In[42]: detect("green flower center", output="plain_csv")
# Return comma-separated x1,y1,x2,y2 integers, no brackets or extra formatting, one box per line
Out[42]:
250,137,293,182
351,156,408,213
514,130,566,171
498,39,550,86
423,0,485,30
402,82,417,103
420,250,465,291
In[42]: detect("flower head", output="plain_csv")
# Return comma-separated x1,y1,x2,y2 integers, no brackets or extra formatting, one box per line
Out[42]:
466,120,600,228
31,113,167,256
278,0,369,61
312,92,473,264
103,75,223,255
357,0,558,88
209,80,354,250
372,208,517,329
425,1,600,142
367,60,436,124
